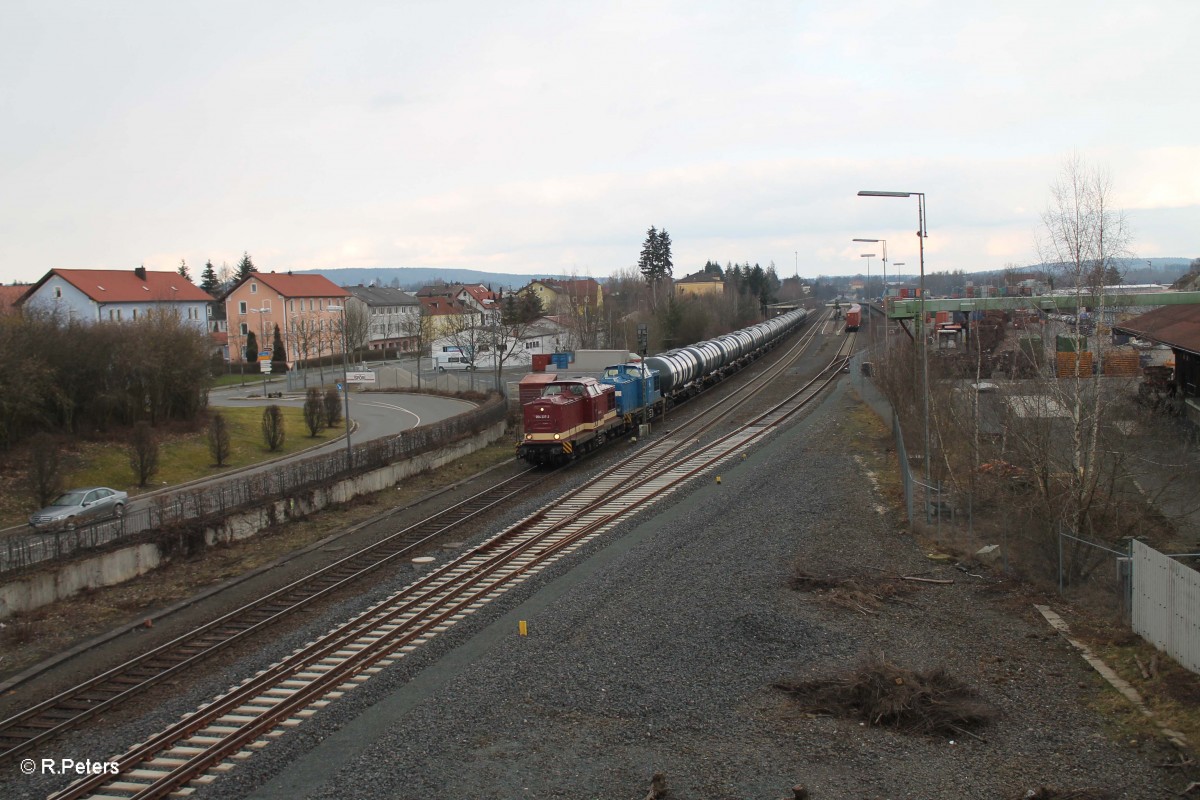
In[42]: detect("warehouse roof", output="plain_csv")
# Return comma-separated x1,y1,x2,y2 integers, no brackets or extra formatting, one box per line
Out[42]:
1113,305,1200,355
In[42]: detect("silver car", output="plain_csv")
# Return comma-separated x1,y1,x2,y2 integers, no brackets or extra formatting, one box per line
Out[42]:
29,487,128,530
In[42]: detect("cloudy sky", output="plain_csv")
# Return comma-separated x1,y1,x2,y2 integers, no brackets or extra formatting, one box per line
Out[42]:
2,1,1196,285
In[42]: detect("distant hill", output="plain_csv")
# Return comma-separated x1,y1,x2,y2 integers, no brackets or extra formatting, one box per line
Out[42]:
292,267,583,291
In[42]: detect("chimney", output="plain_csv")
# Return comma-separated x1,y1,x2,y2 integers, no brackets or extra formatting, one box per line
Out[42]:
135,265,147,281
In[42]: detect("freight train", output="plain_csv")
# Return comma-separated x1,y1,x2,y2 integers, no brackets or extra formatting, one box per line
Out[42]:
517,309,809,465
844,303,862,332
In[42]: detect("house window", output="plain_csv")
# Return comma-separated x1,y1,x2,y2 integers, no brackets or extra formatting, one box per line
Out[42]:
132,309,138,319
55,287,62,298
240,323,248,335
525,341,539,350
239,301,247,314
250,283,257,294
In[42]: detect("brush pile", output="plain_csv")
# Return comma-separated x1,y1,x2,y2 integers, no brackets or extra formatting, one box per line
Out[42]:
775,659,995,738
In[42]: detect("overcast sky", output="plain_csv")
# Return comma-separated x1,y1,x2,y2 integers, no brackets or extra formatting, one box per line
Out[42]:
2,1,1196,285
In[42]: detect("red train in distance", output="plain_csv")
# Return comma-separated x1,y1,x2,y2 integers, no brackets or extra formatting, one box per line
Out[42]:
844,303,862,332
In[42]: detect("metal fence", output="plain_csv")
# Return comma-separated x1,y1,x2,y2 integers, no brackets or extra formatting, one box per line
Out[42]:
1132,539,1200,675
1,396,507,576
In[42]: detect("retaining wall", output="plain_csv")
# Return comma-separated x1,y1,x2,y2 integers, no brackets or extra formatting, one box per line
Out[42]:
0,420,506,618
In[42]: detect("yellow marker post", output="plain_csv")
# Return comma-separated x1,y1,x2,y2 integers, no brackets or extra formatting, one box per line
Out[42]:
518,620,528,637
716,476,722,484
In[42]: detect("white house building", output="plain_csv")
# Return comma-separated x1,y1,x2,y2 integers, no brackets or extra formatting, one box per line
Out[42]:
18,267,213,332
343,284,422,352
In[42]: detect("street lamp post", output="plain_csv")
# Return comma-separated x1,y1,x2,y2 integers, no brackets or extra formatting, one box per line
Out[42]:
857,190,929,519
859,253,875,347
855,238,889,347
890,262,906,348
327,305,353,466
249,307,272,396
853,238,888,305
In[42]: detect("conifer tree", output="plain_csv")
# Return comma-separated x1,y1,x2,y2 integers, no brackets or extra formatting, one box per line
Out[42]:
200,260,220,294
236,251,257,281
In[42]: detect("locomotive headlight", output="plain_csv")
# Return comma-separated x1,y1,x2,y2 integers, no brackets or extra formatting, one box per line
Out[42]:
553,433,560,440
525,433,532,440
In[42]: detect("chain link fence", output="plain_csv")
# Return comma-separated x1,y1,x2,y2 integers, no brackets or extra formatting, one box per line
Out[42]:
1,396,507,576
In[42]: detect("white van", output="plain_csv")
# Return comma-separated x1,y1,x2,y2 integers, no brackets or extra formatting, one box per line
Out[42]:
434,353,476,372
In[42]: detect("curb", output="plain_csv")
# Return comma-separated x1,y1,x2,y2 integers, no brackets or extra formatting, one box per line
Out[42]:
1036,603,1190,751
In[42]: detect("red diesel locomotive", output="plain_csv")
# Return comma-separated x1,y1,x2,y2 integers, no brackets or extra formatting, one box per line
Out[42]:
519,377,624,464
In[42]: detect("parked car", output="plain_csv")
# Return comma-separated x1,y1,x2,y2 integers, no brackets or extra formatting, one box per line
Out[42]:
28,487,128,531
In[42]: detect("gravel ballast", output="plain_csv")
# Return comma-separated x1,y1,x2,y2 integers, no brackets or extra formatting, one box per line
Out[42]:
224,382,1180,799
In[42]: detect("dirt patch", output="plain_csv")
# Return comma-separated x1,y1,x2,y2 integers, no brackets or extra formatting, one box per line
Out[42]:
774,659,996,739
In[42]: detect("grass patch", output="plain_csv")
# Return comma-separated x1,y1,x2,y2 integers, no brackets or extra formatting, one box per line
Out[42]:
66,406,334,493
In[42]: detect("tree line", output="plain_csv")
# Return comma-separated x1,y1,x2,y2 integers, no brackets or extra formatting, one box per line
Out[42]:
0,309,214,450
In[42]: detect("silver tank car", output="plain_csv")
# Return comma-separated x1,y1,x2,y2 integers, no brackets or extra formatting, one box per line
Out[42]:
645,308,807,394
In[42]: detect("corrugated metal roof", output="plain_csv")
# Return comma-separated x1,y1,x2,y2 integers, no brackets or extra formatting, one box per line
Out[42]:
1114,305,1200,355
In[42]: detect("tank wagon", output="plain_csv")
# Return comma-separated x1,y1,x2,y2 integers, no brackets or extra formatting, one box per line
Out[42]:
517,309,808,465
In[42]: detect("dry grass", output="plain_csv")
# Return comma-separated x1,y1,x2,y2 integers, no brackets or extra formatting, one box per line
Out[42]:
775,658,996,738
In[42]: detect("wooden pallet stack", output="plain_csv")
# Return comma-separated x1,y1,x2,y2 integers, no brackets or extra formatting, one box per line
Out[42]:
1056,351,1094,378
1102,349,1141,376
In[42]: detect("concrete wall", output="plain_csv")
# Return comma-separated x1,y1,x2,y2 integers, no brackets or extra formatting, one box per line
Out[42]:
0,420,507,619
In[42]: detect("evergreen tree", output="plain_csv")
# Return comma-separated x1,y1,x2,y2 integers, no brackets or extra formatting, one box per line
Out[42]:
245,330,259,364
638,226,660,285
177,259,192,281
271,324,288,373
236,251,257,281
655,228,674,280
638,225,674,307
200,260,220,295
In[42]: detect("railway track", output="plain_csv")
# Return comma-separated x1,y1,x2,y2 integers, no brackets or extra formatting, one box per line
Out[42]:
0,467,546,766
1,313,833,769
45,315,853,800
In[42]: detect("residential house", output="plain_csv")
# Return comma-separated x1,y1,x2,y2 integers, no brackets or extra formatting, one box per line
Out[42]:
418,283,500,326
224,272,350,365
418,294,474,339
523,278,603,314
0,284,31,315
17,267,212,330
674,271,725,298
429,315,570,368
343,284,422,352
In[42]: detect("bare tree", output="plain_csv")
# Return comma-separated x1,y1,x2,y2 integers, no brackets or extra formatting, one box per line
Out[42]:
341,302,371,364
402,312,436,389
1017,155,1135,580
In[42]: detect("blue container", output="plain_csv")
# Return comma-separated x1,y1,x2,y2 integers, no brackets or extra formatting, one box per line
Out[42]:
552,353,571,368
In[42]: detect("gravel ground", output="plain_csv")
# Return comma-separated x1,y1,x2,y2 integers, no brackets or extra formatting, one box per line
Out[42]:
7,369,1187,799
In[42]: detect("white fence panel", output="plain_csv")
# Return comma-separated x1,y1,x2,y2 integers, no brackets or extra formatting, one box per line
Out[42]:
1132,540,1200,675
